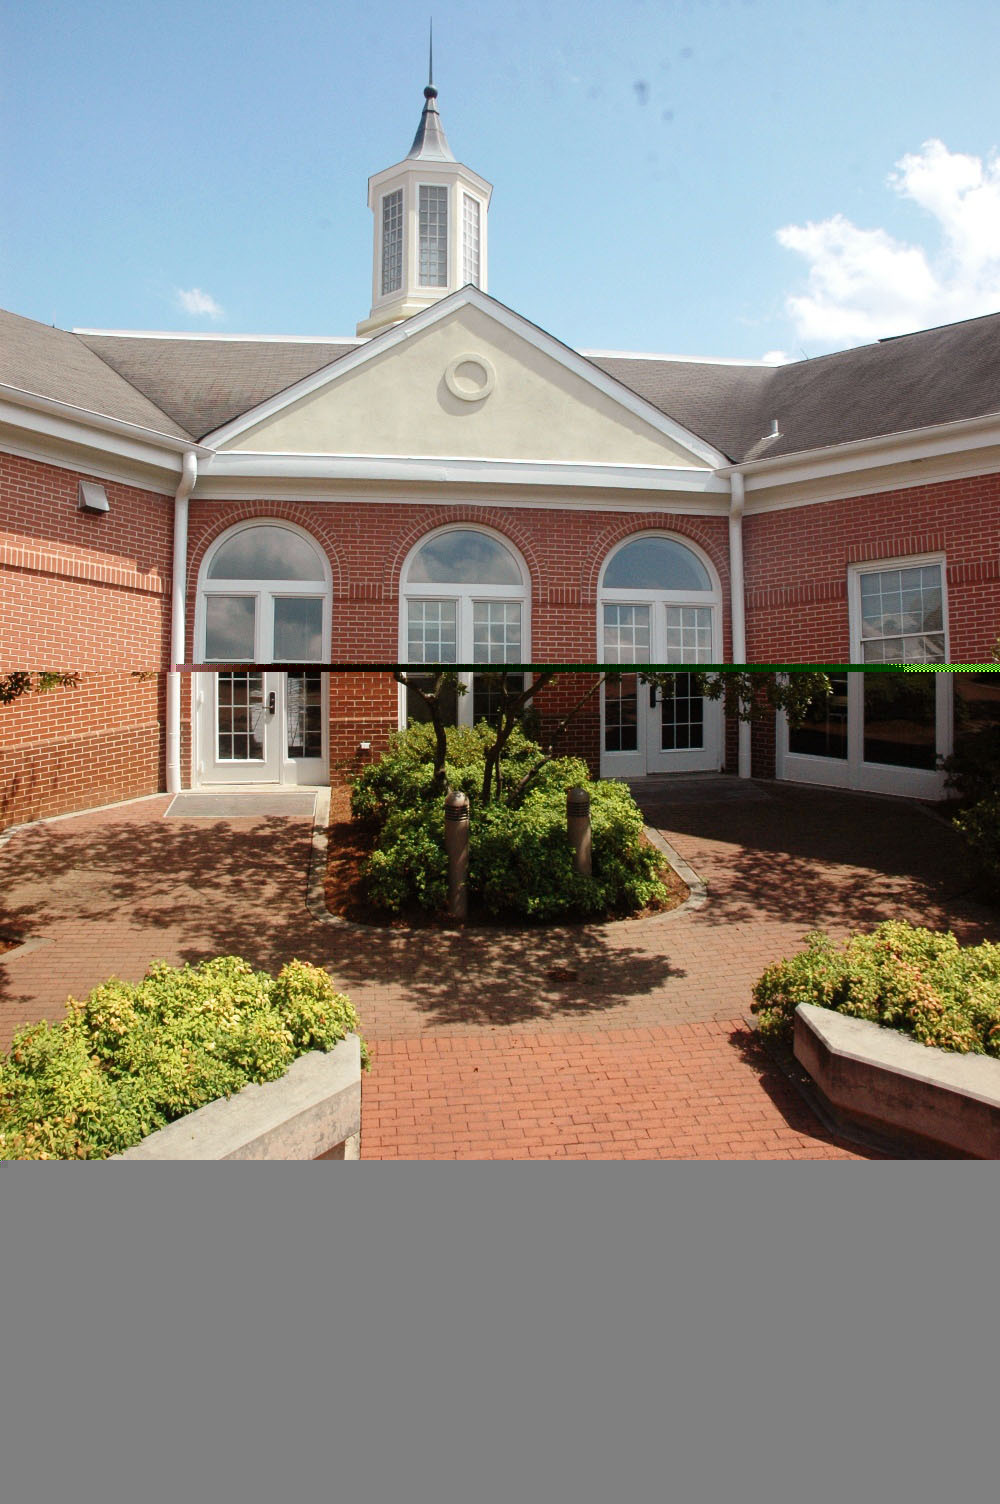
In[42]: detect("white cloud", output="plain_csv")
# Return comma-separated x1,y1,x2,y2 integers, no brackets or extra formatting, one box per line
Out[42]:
760,349,793,366
777,140,1000,347
175,286,224,319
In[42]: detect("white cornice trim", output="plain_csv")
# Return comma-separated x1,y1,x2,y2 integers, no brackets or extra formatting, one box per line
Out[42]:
191,475,729,515
201,450,730,493
0,383,210,456
724,408,1000,491
583,348,773,367
74,329,365,345
202,287,729,468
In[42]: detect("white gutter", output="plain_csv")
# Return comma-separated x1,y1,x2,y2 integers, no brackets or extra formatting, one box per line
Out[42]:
728,469,751,779
166,452,198,794
0,381,213,455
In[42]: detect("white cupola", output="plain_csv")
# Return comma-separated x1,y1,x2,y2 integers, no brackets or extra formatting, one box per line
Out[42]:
357,54,492,337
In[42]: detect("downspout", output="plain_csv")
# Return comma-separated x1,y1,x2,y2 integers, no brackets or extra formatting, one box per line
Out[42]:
728,469,752,778
166,451,197,794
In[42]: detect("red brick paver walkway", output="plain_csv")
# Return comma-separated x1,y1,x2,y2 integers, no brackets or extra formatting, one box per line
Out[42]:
2,778,996,1158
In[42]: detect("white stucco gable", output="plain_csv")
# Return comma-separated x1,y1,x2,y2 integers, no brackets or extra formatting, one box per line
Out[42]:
206,289,724,471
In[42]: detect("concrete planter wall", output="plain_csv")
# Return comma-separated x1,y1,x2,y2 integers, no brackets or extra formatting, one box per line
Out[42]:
794,1004,1000,1159
114,1035,362,1161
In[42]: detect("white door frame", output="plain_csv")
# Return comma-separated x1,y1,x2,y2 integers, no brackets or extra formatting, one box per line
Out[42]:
194,522,331,788
597,535,723,779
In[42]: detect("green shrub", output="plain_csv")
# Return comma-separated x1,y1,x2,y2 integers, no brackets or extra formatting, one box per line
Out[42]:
751,920,1000,1057
954,795,1000,897
0,956,366,1160
352,722,667,921
943,724,1000,807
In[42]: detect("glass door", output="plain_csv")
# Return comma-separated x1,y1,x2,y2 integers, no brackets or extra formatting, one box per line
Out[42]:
645,606,717,773
199,592,328,786
601,602,720,777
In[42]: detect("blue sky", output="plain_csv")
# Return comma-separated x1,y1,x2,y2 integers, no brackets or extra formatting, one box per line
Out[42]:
4,0,1000,360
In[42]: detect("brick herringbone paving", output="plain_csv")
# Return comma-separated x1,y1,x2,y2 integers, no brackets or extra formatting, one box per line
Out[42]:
2,778,997,1158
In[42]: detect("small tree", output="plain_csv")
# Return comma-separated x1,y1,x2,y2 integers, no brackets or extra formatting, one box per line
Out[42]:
394,666,834,805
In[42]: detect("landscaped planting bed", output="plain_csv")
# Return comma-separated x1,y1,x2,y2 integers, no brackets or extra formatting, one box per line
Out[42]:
333,722,683,925
0,956,367,1160
752,921,1000,1058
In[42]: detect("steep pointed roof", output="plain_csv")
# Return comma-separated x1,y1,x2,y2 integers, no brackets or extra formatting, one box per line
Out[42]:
406,37,455,163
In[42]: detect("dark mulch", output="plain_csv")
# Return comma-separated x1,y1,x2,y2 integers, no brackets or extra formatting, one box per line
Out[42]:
323,783,689,930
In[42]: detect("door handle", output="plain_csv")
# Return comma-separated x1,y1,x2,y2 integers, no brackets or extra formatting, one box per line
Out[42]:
267,691,276,715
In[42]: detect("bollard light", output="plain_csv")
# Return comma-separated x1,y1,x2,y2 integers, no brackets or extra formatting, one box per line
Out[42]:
566,785,592,877
444,788,470,922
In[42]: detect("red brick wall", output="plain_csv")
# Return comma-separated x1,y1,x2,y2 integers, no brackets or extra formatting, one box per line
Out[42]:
185,499,733,782
743,471,1000,775
1,453,172,827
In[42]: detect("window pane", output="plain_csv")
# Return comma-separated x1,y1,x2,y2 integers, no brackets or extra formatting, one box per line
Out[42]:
273,597,324,661
381,189,403,295
405,674,459,728
602,603,650,663
659,673,704,751
217,672,265,761
473,672,524,728
285,672,323,759
407,600,457,662
419,184,448,287
473,601,521,663
953,672,1000,744
864,673,937,769
208,526,324,581
664,605,713,663
604,537,711,591
858,563,944,665
409,531,522,585
788,673,848,760
604,673,639,752
462,193,480,286
205,595,256,661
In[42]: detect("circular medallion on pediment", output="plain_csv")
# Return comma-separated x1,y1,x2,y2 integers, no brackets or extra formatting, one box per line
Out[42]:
444,352,496,402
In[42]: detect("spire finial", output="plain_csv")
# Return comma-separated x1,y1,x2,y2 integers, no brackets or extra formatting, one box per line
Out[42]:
426,19,436,99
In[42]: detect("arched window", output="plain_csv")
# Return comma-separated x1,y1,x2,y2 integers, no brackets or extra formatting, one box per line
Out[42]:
197,522,330,786
400,526,530,728
598,533,721,777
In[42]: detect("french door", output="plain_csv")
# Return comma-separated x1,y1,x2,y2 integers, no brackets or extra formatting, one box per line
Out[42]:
600,602,722,777
204,668,326,785
197,589,328,786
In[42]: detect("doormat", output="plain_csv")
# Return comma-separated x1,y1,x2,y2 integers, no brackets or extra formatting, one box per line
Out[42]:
165,792,318,819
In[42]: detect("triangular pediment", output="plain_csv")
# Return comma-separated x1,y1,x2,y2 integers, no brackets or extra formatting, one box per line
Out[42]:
207,290,722,470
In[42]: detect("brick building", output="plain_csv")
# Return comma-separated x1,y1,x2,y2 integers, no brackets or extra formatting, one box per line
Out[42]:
2,79,999,828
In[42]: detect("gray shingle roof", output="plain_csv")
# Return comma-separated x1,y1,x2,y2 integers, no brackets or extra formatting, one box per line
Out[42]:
75,334,363,441
4,299,1000,464
595,311,1000,462
0,308,193,441
589,355,774,462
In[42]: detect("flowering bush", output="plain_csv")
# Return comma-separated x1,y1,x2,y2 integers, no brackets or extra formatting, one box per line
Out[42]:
0,956,366,1160
751,921,1000,1056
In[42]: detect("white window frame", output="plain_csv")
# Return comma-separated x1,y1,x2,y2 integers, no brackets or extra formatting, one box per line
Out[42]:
418,182,449,288
398,524,531,729
380,187,404,296
777,551,951,798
